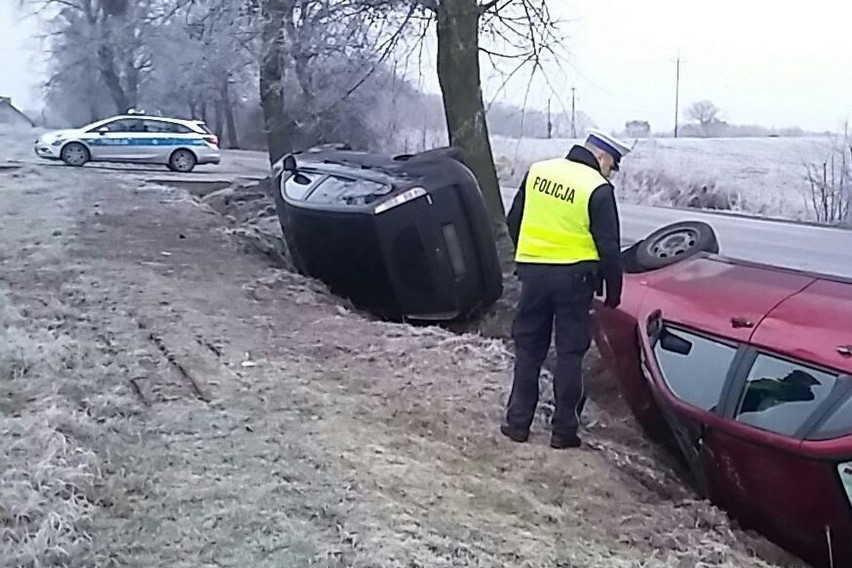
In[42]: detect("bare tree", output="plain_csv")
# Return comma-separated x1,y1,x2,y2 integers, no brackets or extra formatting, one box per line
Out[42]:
22,0,192,120
252,0,421,162
804,129,852,225
684,100,725,137
386,0,564,248
686,100,721,126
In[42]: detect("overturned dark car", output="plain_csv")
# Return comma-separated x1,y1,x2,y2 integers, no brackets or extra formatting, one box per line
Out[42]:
270,145,503,321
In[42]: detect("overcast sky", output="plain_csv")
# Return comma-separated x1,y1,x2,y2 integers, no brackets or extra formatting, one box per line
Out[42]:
2,0,851,133
0,2,44,111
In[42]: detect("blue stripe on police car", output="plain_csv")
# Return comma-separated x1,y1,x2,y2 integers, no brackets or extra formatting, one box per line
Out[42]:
87,137,207,146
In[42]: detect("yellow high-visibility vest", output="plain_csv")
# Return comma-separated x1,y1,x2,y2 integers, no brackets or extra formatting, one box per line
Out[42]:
515,158,606,264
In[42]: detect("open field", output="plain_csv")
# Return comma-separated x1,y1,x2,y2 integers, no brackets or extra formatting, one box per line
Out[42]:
0,125,809,567
492,135,842,224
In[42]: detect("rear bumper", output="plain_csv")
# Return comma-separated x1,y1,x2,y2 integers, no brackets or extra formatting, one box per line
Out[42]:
197,149,221,165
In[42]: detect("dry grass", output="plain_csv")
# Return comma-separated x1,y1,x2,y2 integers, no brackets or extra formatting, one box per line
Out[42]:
0,293,102,567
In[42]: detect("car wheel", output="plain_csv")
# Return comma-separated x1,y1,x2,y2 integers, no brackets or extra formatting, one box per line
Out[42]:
169,149,197,173
633,221,719,271
60,142,90,167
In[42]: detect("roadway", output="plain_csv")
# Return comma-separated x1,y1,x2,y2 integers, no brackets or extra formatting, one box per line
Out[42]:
211,149,851,281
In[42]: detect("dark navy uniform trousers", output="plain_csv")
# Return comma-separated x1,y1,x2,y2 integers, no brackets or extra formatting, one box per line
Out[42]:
506,264,595,436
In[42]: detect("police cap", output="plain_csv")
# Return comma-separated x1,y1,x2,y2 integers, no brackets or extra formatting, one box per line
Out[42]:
585,129,632,171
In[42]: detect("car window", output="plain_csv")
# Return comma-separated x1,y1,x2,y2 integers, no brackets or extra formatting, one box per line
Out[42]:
305,175,390,206
653,327,737,411
88,119,129,133
143,120,189,133
96,119,146,133
810,385,852,439
838,463,852,507
305,175,350,203
282,171,321,200
734,354,838,437
337,178,392,206
193,122,213,134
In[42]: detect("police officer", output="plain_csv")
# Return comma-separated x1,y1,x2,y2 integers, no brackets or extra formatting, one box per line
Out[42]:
501,129,630,449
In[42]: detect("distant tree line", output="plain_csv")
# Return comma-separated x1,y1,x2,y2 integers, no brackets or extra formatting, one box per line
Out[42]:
620,100,816,139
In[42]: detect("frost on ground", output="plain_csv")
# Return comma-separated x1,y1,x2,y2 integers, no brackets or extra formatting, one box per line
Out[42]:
0,292,101,566
492,135,839,223
0,126,810,567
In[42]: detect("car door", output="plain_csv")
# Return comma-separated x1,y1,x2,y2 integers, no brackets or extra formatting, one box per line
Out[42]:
699,278,852,567
701,351,847,567
632,257,818,495
85,118,143,161
637,311,743,495
140,119,187,162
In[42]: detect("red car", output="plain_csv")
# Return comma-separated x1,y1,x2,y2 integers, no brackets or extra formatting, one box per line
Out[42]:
593,221,852,568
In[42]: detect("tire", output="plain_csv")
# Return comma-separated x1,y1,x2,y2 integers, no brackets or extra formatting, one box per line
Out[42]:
168,149,197,173
633,221,719,271
60,142,90,167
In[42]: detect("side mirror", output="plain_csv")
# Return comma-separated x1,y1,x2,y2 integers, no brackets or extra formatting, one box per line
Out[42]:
659,328,693,356
282,154,297,172
97,126,109,135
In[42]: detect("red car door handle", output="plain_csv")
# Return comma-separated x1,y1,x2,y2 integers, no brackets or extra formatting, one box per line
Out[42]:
731,317,754,329
838,345,852,357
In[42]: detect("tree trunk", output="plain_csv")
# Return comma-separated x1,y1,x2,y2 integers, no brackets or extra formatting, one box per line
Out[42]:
124,60,139,110
214,98,225,140
284,10,316,139
259,0,295,165
97,43,130,113
435,0,508,249
220,77,240,149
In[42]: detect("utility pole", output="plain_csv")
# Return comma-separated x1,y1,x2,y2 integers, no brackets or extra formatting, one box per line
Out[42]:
547,98,553,139
674,53,681,138
571,87,577,139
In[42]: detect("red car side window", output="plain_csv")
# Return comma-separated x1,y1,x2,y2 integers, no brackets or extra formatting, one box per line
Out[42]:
810,385,852,439
733,354,838,437
653,327,737,411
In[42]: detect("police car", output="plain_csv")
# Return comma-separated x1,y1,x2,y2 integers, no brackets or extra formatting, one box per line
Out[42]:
33,111,221,172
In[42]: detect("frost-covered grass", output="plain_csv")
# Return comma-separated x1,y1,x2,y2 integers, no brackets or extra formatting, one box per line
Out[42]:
0,125,46,163
492,135,839,223
0,292,102,567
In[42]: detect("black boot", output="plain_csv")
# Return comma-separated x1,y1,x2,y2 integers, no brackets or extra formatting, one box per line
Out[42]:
500,423,529,443
550,431,581,449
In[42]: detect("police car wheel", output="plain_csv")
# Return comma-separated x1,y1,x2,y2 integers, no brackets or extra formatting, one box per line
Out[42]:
169,149,197,173
61,143,90,167
633,221,719,271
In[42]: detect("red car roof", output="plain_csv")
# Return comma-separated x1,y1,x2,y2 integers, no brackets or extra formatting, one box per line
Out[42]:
752,278,852,375
633,255,852,374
